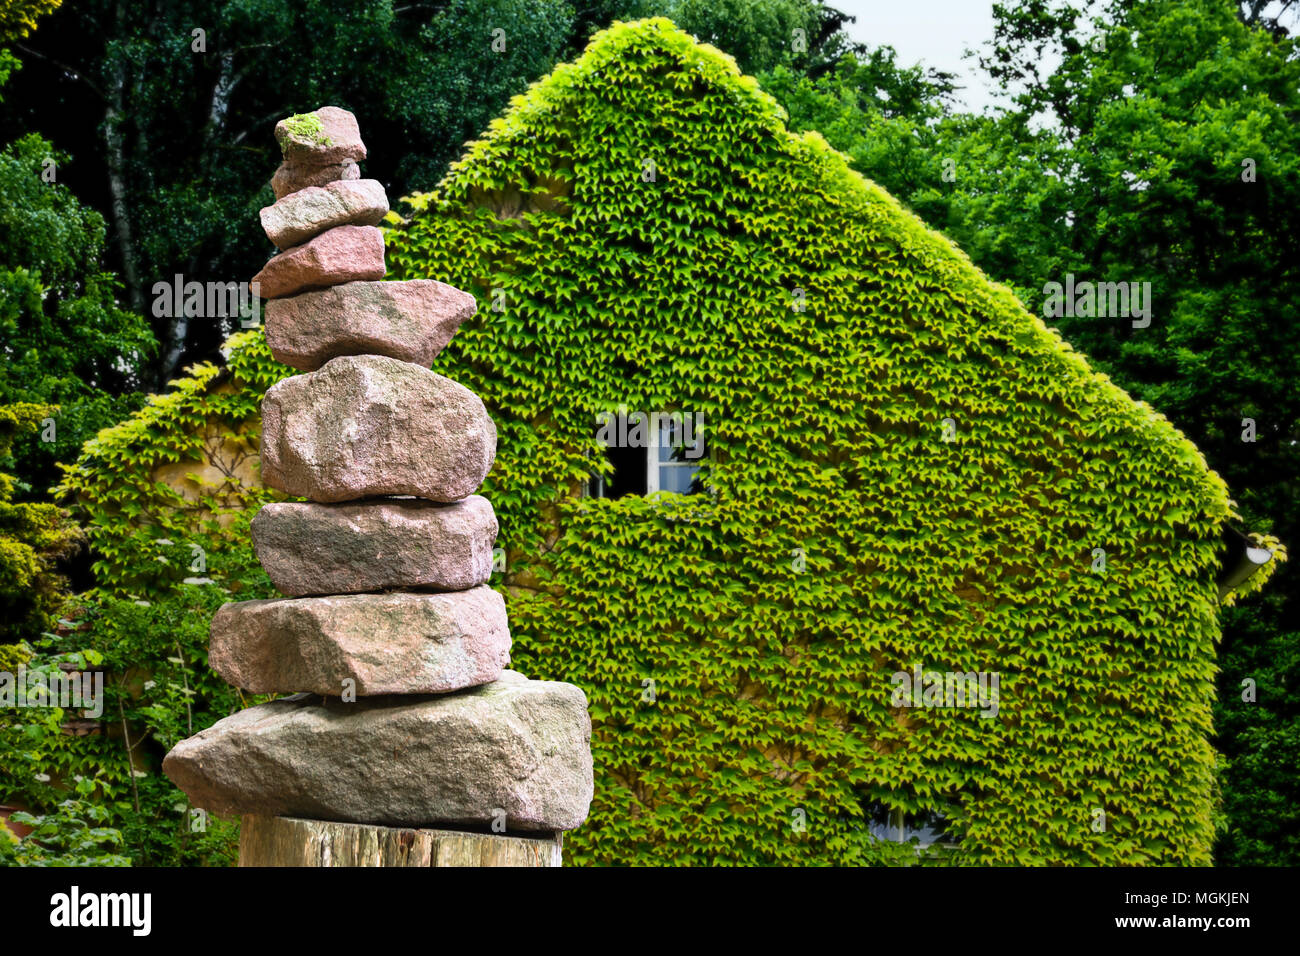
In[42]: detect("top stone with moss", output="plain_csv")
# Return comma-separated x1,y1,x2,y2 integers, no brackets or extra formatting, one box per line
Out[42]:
274,106,366,165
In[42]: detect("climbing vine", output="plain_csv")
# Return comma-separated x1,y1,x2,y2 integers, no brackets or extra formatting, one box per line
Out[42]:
49,19,1280,865
384,18,1273,865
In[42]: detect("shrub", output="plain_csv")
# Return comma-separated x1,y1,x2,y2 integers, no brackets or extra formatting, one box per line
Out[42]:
2,338,290,866
0,402,81,645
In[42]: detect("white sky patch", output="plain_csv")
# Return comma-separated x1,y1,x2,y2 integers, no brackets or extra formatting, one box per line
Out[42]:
832,0,1007,113
834,1,1300,116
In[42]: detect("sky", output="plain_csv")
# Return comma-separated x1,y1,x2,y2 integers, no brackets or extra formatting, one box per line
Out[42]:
829,0,1007,113
830,1,1300,115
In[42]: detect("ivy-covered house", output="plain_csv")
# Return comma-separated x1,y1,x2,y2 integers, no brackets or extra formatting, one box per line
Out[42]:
63,18,1280,865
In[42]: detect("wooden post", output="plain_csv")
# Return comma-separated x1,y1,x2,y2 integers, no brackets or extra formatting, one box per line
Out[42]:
239,815,563,867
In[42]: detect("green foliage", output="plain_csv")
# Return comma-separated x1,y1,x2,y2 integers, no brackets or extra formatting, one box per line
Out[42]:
0,0,61,42
0,0,582,384
379,17,1246,864
386,0,580,189
279,112,327,145
0,787,129,868
0,132,155,497
0,402,81,644
774,0,1300,866
768,52,1076,308
0,638,30,672
975,0,1300,868
664,0,816,73
1211,601,1300,865
1,0,858,385
0,133,153,391
972,1,1300,520
0,47,16,95
0,534,274,866
0,332,291,866
55,330,289,593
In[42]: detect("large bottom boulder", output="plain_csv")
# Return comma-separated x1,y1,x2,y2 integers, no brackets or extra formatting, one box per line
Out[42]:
162,672,593,832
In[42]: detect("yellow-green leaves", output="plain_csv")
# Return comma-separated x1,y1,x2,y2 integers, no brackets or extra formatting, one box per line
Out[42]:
378,19,1239,865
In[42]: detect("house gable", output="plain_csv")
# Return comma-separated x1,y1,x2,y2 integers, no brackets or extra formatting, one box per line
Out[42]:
383,18,1237,865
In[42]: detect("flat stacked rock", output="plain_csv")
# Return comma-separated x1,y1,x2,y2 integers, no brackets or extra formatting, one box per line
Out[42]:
163,107,593,859
268,106,365,200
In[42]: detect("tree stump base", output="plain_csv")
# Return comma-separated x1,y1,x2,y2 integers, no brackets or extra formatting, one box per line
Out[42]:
238,815,563,867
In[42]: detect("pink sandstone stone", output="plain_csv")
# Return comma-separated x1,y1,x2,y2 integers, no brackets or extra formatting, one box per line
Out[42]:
260,179,389,250
264,279,476,371
251,495,498,596
274,106,366,165
252,224,385,299
208,586,511,696
270,158,360,200
259,354,497,503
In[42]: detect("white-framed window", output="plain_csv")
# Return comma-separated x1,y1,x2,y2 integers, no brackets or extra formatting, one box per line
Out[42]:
584,410,707,499
648,413,704,493
866,803,957,850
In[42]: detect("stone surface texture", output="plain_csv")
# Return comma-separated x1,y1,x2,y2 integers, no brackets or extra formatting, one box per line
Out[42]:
252,224,385,299
261,179,388,250
252,495,497,596
164,105,594,856
265,279,475,371
270,159,360,200
259,354,497,503
274,106,366,165
208,586,510,695
162,672,594,831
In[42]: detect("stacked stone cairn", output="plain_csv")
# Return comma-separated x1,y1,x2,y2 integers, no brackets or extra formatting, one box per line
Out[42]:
163,107,593,860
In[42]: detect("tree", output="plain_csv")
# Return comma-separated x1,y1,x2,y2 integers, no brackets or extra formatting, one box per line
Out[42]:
759,47,960,222
0,0,60,42
0,0,579,385
665,0,838,73
0,132,155,499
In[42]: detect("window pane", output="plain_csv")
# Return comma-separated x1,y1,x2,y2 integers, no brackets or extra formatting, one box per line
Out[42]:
864,802,957,846
658,464,699,494
599,442,647,498
587,412,705,498
657,416,704,463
